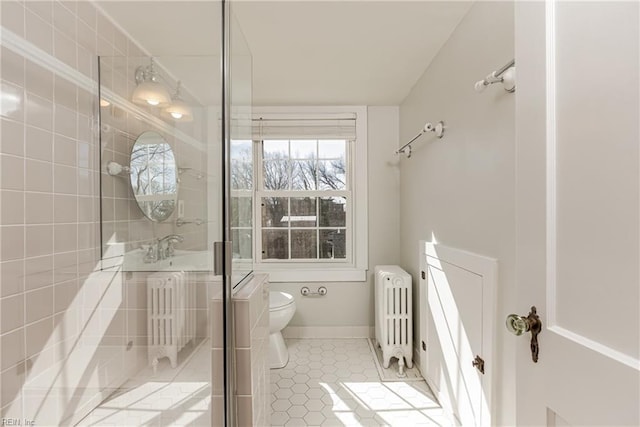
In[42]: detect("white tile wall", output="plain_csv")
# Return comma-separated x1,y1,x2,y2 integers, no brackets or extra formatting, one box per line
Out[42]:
0,1,180,424
211,274,270,426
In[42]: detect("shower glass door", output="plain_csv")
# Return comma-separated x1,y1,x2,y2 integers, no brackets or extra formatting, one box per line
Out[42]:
94,0,251,425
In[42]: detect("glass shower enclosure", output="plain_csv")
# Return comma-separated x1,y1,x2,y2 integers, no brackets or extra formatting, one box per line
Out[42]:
96,1,251,425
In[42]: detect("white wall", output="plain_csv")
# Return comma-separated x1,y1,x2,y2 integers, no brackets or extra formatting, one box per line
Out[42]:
398,2,515,425
271,106,400,333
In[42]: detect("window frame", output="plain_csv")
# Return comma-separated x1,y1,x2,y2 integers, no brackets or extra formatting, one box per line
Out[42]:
251,106,368,282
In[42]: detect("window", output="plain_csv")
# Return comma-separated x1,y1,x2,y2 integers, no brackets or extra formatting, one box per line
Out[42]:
230,139,253,260
248,107,368,282
258,139,350,261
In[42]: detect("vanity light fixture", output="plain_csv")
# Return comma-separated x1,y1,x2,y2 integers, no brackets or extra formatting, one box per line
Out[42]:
163,81,193,122
132,57,172,107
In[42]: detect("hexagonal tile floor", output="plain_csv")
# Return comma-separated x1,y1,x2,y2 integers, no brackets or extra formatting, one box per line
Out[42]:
270,339,451,426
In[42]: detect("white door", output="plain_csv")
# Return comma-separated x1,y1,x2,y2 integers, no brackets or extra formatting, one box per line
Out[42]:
515,1,640,425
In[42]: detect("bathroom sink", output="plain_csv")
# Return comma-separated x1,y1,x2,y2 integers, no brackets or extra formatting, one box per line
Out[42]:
123,248,213,272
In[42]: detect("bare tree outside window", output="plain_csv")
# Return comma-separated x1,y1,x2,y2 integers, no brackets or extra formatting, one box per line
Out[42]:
258,139,349,261
231,140,254,259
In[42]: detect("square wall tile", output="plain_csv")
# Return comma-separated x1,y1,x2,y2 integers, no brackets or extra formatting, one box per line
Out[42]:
54,224,77,253
77,196,94,222
77,45,95,78
54,104,77,139
0,190,24,225
25,192,53,224
77,20,96,53
25,317,53,358
77,223,96,250
0,81,25,122
24,255,53,291
53,164,77,194
0,260,24,297
25,9,53,55
96,13,115,49
236,348,252,395
236,396,253,427
1,1,25,37
54,134,77,167
25,125,53,162
25,159,52,192
0,154,24,191
25,92,53,131
53,194,77,223
25,1,53,24
53,251,77,284
0,226,24,261
25,224,53,258
1,47,25,87
1,293,24,333
0,361,25,409
54,29,77,69
54,76,78,112
77,168,94,196
25,286,53,324
54,280,77,314
76,1,96,29
234,300,250,348
53,2,76,41
1,118,25,156
25,60,53,101
1,328,25,371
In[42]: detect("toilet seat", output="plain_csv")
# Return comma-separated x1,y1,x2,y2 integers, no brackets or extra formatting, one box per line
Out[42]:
270,291,294,311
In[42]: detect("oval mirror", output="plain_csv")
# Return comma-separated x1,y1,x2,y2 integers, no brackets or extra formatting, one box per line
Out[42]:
129,131,178,222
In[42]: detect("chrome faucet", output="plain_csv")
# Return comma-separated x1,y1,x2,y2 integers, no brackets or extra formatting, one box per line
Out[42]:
156,234,184,260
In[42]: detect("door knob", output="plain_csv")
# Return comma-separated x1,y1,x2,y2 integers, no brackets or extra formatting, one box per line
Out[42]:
506,306,542,363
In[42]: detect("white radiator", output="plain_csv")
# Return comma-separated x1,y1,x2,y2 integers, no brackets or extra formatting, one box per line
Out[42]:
375,265,414,374
147,271,195,369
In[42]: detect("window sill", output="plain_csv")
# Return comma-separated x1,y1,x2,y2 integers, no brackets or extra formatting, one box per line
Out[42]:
254,267,367,283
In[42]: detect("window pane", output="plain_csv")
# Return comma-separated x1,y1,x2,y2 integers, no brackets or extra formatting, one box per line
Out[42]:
231,197,252,227
291,160,317,190
262,197,288,227
318,140,345,159
290,197,317,227
262,230,288,259
291,230,317,259
231,140,252,160
319,229,346,259
319,197,346,227
263,159,289,190
263,140,288,160
317,159,346,190
232,159,253,190
232,229,252,259
290,140,316,159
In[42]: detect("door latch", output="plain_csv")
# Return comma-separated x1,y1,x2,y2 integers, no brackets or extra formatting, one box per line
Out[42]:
506,306,542,363
472,355,485,374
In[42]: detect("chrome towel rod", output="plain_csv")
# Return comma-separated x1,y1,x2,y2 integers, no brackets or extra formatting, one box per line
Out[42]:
396,121,445,158
475,59,516,93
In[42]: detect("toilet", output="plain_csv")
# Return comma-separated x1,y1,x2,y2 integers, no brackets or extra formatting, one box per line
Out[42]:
269,291,296,369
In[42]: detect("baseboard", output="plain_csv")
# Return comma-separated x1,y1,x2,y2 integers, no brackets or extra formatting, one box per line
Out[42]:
282,326,374,339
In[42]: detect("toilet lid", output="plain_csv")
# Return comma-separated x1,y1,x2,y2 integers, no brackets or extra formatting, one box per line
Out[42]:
270,291,294,309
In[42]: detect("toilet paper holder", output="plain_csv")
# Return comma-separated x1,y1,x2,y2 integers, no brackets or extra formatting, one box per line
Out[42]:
301,286,327,297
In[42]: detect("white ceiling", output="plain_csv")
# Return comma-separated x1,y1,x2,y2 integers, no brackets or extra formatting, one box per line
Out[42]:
98,1,473,106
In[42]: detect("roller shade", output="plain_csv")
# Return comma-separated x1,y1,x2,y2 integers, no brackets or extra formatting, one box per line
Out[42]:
232,113,358,140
